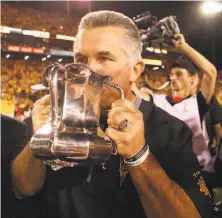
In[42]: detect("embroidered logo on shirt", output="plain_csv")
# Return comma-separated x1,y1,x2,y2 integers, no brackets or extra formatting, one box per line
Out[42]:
193,171,211,197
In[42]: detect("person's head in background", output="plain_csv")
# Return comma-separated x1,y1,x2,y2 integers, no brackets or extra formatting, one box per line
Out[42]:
15,90,27,105
30,84,49,103
73,10,145,110
170,56,198,98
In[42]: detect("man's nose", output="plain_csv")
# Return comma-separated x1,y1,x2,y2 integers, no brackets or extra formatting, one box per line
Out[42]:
87,60,104,75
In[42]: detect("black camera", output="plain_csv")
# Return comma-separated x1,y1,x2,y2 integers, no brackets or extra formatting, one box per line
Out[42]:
133,12,180,49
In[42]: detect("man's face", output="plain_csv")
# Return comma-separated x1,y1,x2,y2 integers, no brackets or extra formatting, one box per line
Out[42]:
74,26,141,110
170,67,195,92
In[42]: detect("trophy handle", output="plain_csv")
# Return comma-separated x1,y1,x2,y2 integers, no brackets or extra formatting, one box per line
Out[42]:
105,82,125,155
106,82,124,100
49,67,65,131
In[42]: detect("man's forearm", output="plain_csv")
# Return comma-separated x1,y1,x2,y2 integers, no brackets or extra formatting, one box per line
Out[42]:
182,43,217,77
128,153,201,218
11,143,46,199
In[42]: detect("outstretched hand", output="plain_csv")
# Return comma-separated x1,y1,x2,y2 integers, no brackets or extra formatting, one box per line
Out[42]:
166,33,188,53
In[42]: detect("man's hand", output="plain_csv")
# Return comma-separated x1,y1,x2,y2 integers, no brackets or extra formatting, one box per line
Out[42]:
31,95,50,133
106,99,145,159
166,33,188,53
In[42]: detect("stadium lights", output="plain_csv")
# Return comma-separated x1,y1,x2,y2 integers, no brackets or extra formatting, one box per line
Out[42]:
0,26,22,34
47,55,51,58
201,1,221,65
202,1,222,14
143,58,162,66
9,27,23,34
0,26,10,34
146,47,154,52
154,48,161,54
6,54,10,58
32,30,50,39
1,25,77,42
153,66,159,70
0,26,49,38
24,56,29,60
161,49,168,54
146,47,168,54
58,58,63,62
22,30,33,36
42,57,47,61
56,34,76,41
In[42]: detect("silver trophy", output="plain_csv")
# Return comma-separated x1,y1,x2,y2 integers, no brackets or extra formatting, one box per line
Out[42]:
30,63,124,170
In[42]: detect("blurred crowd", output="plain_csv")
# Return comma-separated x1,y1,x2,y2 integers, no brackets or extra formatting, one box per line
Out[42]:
1,59,49,119
1,59,46,100
1,3,79,36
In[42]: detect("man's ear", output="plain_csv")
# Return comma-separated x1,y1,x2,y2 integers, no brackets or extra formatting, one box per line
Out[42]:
190,75,198,86
130,60,145,83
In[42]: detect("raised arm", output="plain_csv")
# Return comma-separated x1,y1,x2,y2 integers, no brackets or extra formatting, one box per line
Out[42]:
171,34,217,104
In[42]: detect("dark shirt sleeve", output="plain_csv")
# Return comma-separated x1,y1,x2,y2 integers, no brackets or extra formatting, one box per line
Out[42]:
1,116,46,218
1,114,28,160
2,146,46,218
203,95,222,144
197,91,210,124
23,116,34,141
209,96,222,125
140,100,213,218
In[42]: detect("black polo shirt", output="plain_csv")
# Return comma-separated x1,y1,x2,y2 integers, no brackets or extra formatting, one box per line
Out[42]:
205,95,222,145
4,100,213,218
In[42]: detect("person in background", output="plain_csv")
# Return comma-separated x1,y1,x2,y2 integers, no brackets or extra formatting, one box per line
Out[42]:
142,33,217,171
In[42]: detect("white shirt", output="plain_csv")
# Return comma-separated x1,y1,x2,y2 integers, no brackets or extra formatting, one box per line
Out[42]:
153,94,212,169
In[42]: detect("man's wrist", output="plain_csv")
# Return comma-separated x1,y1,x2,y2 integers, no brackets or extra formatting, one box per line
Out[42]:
179,42,190,54
124,144,149,167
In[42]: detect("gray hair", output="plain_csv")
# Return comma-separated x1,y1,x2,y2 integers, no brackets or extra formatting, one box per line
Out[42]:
74,10,142,67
